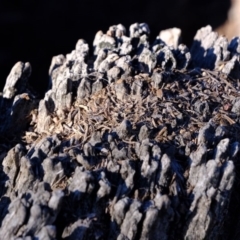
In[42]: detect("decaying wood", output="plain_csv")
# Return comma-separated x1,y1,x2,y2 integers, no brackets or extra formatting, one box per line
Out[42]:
0,23,240,239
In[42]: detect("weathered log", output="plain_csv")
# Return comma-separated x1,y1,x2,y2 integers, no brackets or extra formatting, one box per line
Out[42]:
0,23,240,239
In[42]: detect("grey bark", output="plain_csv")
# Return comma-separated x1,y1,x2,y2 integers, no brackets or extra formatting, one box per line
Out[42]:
0,23,240,240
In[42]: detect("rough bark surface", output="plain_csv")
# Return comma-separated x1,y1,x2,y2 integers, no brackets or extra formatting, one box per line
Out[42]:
0,24,240,240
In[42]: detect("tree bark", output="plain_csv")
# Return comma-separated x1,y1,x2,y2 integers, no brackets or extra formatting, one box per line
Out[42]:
0,24,239,240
